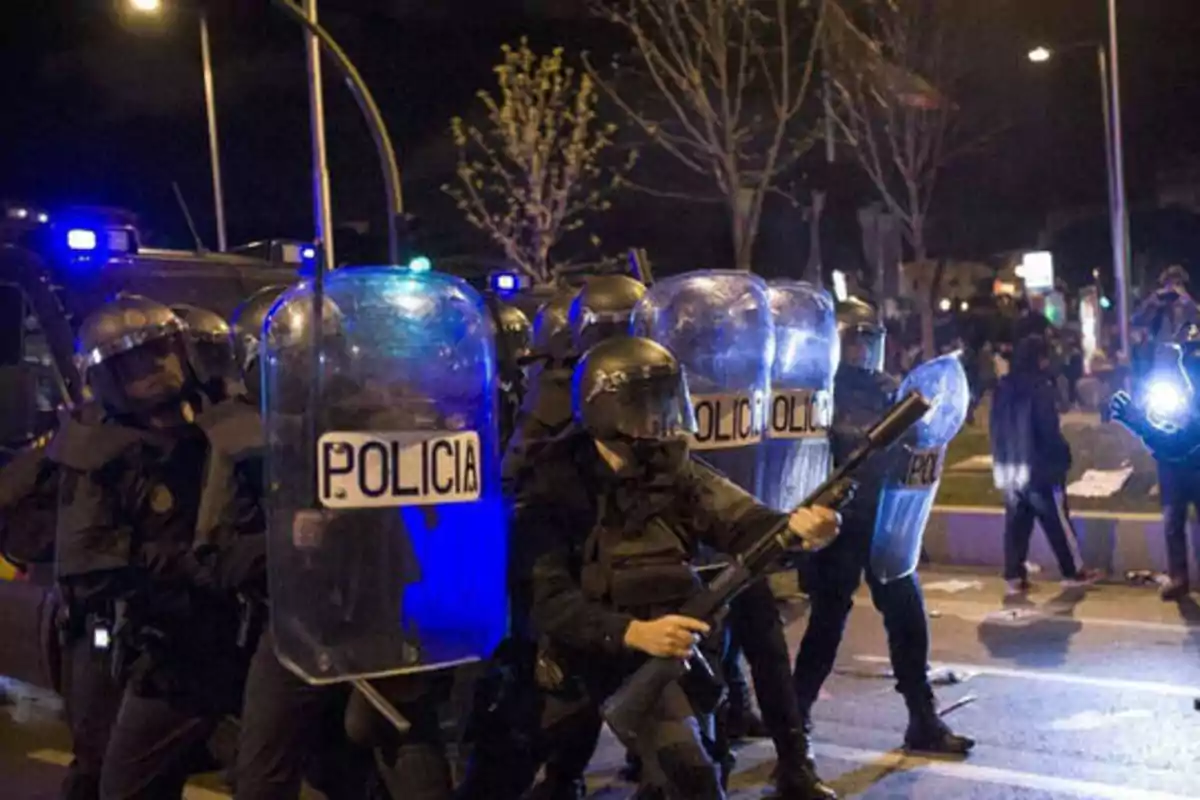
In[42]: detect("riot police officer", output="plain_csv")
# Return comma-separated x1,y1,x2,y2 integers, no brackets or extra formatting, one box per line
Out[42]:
171,304,244,404
791,298,975,756
50,296,247,798
1112,323,1200,599
230,285,288,406
488,300,533,450
510,336,840,800
567,273,646,352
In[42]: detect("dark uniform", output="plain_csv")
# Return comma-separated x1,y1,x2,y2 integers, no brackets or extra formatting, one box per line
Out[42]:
513,337,840,800
51,296,250,798
792,299,975,756
487,300,533,451
1112,322,1200,599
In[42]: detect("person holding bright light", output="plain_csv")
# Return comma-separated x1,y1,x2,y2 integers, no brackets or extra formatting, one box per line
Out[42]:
991,335,1101,595
1111,323,1200,600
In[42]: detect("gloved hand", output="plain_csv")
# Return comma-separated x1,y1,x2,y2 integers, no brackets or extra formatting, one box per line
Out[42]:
788,505,841,552
1110,390,1148,434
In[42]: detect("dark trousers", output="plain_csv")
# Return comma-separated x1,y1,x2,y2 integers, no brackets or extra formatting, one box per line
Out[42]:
793,529,932,713
461,678,721,800
725,581,807,758
60,635,123,800
98,690,219,799
1158,463,1200,580
1003,484,1082,581
235,630,377,800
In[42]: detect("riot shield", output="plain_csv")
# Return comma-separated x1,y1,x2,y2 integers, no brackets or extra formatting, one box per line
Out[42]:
758,281,839,512
632,271,772,492
870,353,969,583
263,267,508,684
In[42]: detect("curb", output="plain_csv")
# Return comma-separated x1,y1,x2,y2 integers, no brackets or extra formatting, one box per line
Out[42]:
926,506,1200,583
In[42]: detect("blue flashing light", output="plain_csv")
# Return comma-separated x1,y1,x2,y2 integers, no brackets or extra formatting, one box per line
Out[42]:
301,246,316,261
408,256,433,272
67,229,98,251
492,272,518,293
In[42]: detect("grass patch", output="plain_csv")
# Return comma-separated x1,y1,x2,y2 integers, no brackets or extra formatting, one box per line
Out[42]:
937,417,1162,514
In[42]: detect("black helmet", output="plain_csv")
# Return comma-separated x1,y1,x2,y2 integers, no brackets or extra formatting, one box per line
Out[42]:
491,301,533,365
76,295,192,416
531,288,579,363
572,337,695,441
836,297,885,373
231,285,287,401
569,275,647,353
171,303,239,396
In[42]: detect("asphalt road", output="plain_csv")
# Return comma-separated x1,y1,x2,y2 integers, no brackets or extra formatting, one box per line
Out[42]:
1,568,1197,799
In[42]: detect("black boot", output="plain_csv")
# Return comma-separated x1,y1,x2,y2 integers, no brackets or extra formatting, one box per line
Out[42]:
771,725,837,800
902,693,975,755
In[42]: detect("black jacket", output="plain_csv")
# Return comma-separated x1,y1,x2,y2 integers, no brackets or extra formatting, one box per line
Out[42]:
990,372,1071,490
513,431,784,659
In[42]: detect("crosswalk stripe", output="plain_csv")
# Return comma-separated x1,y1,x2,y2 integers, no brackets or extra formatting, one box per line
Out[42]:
815,743,1198,800
27,749,231,799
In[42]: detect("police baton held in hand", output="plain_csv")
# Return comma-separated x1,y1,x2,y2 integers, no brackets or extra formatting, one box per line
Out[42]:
601,390,932,751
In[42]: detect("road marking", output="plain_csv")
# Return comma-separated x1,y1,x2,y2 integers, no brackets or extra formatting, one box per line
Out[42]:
1047,709,1154,731
854,656,1200,698
884,594,1200,634
27,749,231,799
815,743,1198,799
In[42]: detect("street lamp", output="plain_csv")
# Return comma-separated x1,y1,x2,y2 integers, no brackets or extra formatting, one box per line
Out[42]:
128,0,227,253
1029,31,1131,363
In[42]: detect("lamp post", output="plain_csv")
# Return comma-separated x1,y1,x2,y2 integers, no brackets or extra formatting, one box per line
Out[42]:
303,0,335,269
129,0,228,253
1029,3,1131,360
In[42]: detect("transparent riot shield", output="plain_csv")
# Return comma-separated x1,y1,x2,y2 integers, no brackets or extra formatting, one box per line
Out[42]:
758,281,839,512
632,271,772,493
870,353,970,583
263,267,507,684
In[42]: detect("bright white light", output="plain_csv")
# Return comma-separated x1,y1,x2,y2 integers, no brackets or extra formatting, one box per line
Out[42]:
408,256,432,272
301,246,316,260
938,297,952,312
67,229,98,251
1028,46,1052,63
494,273,517,292
1019,251,1055,290
960,300,970,311
36,212,49,224
92,627,111,650
129,0,163,13
831,270,848,302
1146,379,1187,420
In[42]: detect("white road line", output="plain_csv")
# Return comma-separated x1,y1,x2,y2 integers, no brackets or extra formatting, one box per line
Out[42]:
27,749,230,799
815,743,1199,800
853,656,1200,698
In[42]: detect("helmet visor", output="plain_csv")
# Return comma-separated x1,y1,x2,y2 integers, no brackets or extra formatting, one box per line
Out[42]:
604,372,697,440
839,324,885,373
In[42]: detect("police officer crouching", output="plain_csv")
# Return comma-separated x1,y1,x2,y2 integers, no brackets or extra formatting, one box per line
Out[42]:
791,299,975,756
50,296,249,798
515,336,840,800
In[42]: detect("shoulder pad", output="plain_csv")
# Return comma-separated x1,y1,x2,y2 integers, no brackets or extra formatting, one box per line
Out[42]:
195,399,264,459
47,412,157,471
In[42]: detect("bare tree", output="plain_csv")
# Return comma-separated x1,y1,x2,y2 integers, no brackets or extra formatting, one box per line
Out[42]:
588,0,826,271
444,40,634,285
825,0,991,358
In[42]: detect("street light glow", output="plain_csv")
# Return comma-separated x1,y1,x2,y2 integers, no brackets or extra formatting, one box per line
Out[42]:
129,0,163,12
1028,46,1052,63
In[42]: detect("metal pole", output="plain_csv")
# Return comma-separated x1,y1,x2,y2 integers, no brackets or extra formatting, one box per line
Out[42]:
199,12,228,252
268,0,403,265
1097,44,1120,357
1107,0,1132,362
304,0,335,269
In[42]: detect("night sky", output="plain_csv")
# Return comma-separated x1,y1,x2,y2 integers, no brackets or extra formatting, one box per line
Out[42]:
4,1,1200,283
